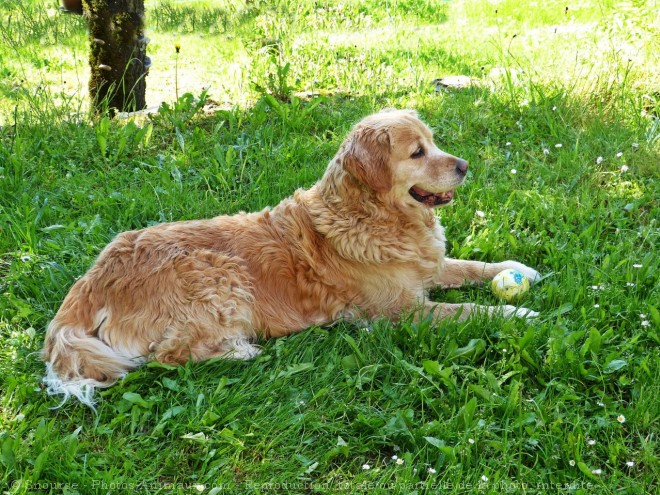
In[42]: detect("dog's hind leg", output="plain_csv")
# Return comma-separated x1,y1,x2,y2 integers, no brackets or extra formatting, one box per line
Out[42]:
218,338,262,360
151,325,261,365
148,249,259,365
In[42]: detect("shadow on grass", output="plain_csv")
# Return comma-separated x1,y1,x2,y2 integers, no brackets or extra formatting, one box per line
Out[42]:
1,75,658,324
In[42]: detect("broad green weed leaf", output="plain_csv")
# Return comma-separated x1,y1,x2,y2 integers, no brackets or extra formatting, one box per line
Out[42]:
122,392,152,408
603,359,627,373
424,436,445,448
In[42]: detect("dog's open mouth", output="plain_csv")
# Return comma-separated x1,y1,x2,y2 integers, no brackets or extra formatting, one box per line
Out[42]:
409,186,455,207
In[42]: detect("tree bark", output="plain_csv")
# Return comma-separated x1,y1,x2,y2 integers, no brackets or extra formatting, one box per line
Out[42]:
83,0,149,115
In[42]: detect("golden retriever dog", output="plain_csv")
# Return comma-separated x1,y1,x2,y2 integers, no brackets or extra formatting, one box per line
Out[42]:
42,109,539,407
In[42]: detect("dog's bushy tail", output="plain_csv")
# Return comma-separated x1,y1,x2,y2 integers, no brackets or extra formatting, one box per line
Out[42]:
42,323,140,409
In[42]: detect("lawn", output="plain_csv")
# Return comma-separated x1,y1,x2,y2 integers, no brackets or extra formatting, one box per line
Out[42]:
1,0,659,493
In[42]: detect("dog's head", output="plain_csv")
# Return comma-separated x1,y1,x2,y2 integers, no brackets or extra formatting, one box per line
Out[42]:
340,109,468,208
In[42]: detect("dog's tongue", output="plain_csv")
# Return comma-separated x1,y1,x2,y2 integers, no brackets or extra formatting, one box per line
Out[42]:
411,186,454,206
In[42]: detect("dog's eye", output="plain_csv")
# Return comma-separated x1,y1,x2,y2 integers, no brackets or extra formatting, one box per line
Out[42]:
410,147,425,159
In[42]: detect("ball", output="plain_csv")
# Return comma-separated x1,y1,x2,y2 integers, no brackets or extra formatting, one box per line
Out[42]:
491,269,530,301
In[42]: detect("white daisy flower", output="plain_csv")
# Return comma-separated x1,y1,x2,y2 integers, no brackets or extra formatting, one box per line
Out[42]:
641,320,650,327
616,151,623,158
592,468,602,475
505,142,512,146
620,165,629,172
594,304,600,308
626,461,635,467
391,455,398,460
597,401,604,407
362,463,371,470
428,467,437,474
481,475,489,482
543,148,550,155
626,282,636,287
596,156,603,164
468,438,475,444
587,439,596,446
555,143,562,148
569,459,576,466
475,210,485,218
396,458,404,465
194,485,205,493
617,415,626,423
510,168,517,174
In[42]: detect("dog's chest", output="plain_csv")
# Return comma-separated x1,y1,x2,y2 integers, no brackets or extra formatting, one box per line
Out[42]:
368,221,446,296
410,220,446,288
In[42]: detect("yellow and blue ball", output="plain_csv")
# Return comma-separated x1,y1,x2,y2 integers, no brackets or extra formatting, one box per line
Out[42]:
491,269,531,301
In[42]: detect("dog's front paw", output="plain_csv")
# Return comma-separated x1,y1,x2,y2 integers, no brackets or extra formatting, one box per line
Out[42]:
502,305,539,319
500,261,541,284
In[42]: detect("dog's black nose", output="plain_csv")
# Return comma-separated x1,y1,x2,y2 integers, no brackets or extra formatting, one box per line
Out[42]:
455,159,469,175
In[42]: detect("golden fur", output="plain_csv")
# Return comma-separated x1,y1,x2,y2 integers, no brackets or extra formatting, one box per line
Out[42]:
42,109,539,406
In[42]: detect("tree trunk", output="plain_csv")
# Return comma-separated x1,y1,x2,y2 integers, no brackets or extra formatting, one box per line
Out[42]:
83,0,149,115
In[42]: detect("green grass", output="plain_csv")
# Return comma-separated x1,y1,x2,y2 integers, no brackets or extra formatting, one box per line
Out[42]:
1,0,659,493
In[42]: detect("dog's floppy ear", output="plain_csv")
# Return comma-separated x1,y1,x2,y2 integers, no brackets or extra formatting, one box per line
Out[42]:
342,126,393,193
